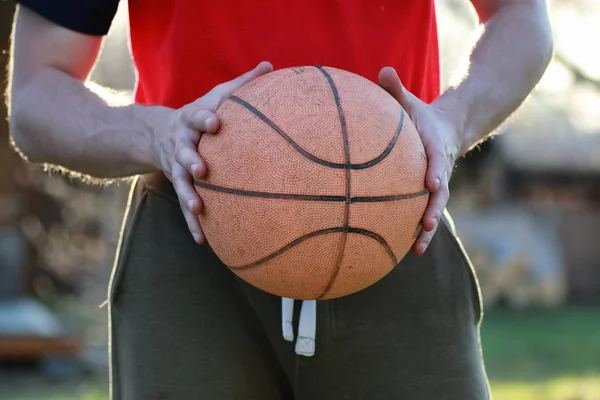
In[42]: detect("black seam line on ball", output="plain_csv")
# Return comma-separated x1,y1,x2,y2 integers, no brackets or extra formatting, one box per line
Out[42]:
227,227,397,271
194,180,345,201
348,227,398,266
227,96,403,170
350,190,429,202
315,65,351,299
194,180,429,203
351,107,404,170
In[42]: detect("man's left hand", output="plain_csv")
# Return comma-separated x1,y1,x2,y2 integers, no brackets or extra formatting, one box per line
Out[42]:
379,67,464,256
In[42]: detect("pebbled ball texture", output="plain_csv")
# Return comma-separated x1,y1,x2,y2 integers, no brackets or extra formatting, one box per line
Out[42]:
196,66,428,300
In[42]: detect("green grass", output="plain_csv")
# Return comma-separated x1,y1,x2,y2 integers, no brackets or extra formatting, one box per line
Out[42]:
13,393,107,400
491,376,600,400
481,307,600,400
481,307,600,381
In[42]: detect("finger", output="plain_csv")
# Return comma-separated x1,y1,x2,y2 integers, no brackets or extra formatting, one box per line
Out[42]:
378,67,423,115
206,61,274,110
175,133,207,180
184,109,220,133
422,139,446,192
412,223,438,256
175,144,207,180
181,205,205,244
171,163,205,242
412,185,448,256
172,162,203,215
421,179,449,233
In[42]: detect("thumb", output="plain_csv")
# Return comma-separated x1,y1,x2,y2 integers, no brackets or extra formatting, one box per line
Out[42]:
218,61,273,97
378,67,422,115
203,61,274,111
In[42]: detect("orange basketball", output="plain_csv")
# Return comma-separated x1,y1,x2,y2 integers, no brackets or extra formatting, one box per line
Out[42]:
195,66,428,300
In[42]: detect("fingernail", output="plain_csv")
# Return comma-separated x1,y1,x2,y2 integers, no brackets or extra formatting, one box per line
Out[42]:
187,200,195,212
192,232,200,242
204,117,216,131
434,178,441,190
191,163,199,176
420,243,427,253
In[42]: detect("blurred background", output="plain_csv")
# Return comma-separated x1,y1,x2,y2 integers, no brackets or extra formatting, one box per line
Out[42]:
0,0,598,399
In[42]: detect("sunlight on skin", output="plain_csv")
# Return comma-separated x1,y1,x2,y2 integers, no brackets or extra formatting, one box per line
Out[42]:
435,1,600,138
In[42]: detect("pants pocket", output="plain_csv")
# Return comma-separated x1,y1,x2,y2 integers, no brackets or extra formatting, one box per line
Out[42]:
440,212,484,325
107,179,147,306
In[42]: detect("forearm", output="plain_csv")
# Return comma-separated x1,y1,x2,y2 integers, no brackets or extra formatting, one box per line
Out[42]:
10,67,170,178
436,1,553,155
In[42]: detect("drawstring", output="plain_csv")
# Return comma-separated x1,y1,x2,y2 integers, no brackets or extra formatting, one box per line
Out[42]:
282,297,295,341
281,297,316,357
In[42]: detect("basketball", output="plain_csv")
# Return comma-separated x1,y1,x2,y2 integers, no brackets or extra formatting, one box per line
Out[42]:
195,66,428,300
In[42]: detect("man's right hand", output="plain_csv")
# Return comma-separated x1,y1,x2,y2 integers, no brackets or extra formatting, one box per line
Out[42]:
153,61,273,243
9,8,271,245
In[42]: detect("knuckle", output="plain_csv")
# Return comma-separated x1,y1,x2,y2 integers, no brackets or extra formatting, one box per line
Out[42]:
175,140,192,159
191,97,209,111
161,154,173,174
187,129,201,143
420,235,432,248
424,227,435,239
176,178,190,195
174,134,185,151
168,156,178,171
192,109,211,123
178,190,193,209
174,141,187,156
426,207,438,220
172,168,186,184
181,107,214,131
180,107,196,123
174,149,184,165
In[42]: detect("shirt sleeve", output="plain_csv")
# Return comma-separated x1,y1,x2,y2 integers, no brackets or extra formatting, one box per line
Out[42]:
14,0,120,36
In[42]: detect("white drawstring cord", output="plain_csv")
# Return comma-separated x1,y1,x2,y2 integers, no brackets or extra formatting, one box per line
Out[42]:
282,297,295,342
281,297,316,357
295,299,316,356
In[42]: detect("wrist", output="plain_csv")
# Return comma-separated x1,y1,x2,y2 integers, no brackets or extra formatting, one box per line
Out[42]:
432,88,476,157
125,104,175,172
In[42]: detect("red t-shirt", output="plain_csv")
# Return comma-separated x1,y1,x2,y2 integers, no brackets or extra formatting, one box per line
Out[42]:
128,0,440,109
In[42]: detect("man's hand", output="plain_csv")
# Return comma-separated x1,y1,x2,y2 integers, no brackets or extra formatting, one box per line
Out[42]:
379,67,462,256
153,61,273,243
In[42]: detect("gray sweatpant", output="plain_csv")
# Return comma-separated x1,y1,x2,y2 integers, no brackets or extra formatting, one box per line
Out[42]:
107,174,490,399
